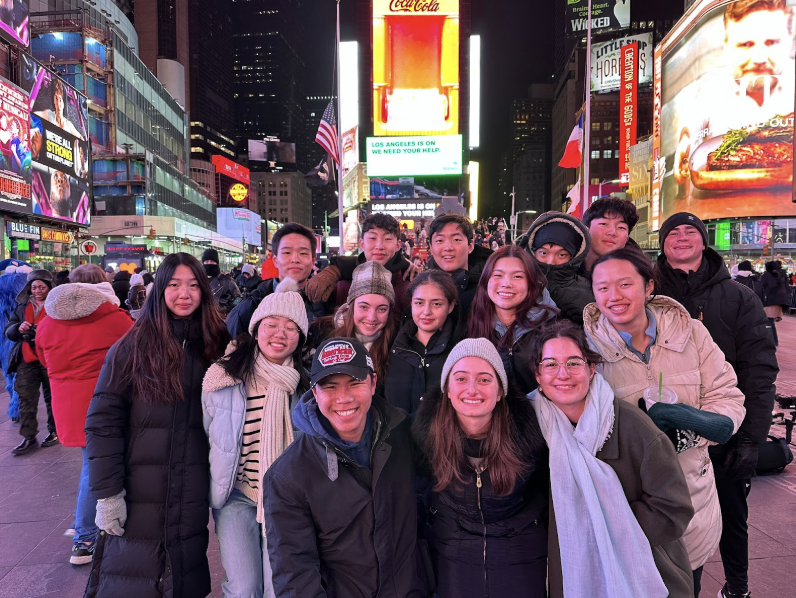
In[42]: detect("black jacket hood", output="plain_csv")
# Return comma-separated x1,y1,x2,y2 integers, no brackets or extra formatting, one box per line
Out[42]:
518,211,591,269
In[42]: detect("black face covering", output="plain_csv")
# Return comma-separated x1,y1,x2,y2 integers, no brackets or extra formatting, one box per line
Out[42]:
203,263,220,278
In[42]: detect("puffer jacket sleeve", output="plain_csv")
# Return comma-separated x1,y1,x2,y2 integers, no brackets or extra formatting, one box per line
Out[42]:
547,273,594,326
264,466,326,598
85,348,130,500
693,320,746,433
4,304,24,342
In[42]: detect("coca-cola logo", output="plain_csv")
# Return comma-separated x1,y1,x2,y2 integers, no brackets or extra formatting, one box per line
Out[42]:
389,0,440,12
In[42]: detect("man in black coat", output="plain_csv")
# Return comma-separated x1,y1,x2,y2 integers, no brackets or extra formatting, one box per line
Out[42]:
202,248,240,316
264,337,430,598
654,212,778,598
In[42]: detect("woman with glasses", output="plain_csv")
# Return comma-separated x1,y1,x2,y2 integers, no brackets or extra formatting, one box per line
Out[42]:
584,248,745,597
528,321,695,598
202,279,309,598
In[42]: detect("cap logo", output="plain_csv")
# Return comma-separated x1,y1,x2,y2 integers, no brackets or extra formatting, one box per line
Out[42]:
319,341,356,366
366,355,374,370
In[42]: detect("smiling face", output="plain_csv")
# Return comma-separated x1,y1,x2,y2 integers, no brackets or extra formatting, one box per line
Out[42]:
592,258,655,334
535,337,595,422
589,213,630,258
534,243,572,266
411,282,454,336
274,233,315,284
487,256,529,321
313,373,376,442
447,356,501,432
352,294,390,337
256,315,300,364
359,227,399,266
430,222,474,272
164,264,202,318
29,280,50,303
663,224,705,270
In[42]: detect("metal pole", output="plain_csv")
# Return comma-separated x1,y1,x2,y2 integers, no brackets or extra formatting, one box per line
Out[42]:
510,186,516,236
583,0,593,211
336,0,345,244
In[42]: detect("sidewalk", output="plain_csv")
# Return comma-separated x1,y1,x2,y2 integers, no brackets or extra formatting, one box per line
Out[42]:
1,318,796,597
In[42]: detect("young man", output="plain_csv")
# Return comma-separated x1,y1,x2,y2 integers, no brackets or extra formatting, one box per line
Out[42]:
264,337,429,598
654,212,778,598
581,197,640,274
305,213,415,312
202,248,241,316
427,213,492,317
226,222,332,339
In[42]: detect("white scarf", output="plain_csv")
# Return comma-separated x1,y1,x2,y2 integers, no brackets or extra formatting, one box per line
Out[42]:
246,352,300,533
529,374,668,598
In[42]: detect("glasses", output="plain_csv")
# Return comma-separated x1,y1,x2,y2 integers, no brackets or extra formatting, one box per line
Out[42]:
538,358,588,375
260,321,300,338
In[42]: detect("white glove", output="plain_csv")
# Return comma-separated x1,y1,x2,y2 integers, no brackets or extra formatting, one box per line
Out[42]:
95,489,127,536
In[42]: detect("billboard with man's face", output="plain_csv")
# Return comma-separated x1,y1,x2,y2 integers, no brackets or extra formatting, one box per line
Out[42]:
654,0,796,227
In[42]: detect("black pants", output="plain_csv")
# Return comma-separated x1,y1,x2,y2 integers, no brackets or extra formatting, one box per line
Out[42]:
693,566,703,597
14,360,55,439
713,464,752,594
768,317,779,346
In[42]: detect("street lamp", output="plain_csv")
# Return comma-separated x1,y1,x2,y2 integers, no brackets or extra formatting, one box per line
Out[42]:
511,210,537,239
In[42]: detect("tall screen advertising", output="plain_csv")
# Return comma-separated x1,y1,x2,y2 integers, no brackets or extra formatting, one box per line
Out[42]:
372,0,459,137
655,0,796,224
0,0,28,48
20,55,91,225
0,78,32,215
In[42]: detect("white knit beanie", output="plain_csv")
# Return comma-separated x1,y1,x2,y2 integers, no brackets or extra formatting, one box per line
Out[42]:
248,277,309,337
440,338,508,393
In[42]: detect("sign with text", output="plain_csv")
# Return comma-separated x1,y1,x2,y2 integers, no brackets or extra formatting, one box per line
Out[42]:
6,221,39,239
591,33,652,93
41,228,74,243
0,77,32,216
369,199,440,219
567,0,630,37
619,42,638,186
651,44,662,231
366,135,462,177
217,207,261,246
212,155,250,185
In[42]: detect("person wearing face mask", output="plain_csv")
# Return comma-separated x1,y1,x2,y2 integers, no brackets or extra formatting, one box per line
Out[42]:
203,278,309,598
411,338,548,598
584,248,746,597
202,247,241,316
518,211,593,325
385,270,461,416
528,321,694,598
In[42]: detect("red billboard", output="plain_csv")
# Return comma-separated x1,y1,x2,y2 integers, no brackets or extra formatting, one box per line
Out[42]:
619,42,638,187
212,155,250,185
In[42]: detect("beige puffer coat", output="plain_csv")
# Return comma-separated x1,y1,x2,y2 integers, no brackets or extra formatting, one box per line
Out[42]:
584,296,746,569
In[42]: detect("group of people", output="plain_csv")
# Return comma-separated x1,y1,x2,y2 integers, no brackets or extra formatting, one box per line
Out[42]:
0,197,780,598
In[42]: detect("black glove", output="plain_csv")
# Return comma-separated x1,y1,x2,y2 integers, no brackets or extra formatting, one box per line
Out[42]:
638,399,701,454
720,433,759,481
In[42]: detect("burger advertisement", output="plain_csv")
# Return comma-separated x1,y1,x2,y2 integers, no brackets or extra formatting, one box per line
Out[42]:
654,0,796,227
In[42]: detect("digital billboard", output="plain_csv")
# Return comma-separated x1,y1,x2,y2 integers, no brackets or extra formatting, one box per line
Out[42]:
372,0,459,137
248,139,296,164
0,77,32,216
20,55,91,225
369,199,440,220
619,42,639,186
567,0,630,37
655,0,796,226
217,207,261,246
0,0,29,48
591,33,653,93
366,135,462,177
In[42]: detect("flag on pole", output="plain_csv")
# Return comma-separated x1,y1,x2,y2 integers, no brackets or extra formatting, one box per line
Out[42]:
566,180,582,216
316,101,340,165
558,114,584,168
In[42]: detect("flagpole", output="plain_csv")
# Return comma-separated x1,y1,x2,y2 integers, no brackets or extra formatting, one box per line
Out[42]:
583,0,592,211
336,0,345,247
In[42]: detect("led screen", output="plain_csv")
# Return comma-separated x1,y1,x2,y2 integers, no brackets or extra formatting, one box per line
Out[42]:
372,0,459,137
217,207,261,246
366,135,462,177
591,33,653,93
0,0,28,48
248,139,296,164
654,0,796,227
0,77,32,216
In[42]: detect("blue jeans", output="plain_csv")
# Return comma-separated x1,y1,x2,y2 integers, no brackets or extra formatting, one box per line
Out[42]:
74,447,98,545
213,488,275,598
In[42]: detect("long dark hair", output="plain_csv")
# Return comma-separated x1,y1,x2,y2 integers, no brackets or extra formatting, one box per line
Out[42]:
467,245,555,346
109,252,229,405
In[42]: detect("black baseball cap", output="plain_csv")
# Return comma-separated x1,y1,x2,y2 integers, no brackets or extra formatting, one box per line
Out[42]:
310,337,375,388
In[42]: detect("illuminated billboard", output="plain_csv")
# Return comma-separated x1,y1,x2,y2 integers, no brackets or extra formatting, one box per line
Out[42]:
591,33,653,93
567,0,630,37
247,139,296,164
21,55,91,225
0,77,32,216
366,135,462,177
217,207,261,246
655,0,796,227
0,0,28,48
372,0,459,137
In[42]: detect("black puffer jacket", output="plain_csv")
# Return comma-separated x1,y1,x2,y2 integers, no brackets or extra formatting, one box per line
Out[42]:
385,317,458,415
412,387,549,598
208,272,240,315
655,249,778,447
518,211,594,325
762,262,791,308
84,316,227,598
428,245,492,319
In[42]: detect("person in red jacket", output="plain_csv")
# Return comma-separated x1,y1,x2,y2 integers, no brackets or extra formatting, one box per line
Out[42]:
36,264,133,566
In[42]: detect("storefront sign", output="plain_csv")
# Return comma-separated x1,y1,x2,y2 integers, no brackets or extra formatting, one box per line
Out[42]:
6,221,40,240
619,42,638,186
41,228,75,243
106,244,147,252
81,240,98,254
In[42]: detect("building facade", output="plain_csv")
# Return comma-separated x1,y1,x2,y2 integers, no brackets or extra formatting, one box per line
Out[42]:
251,171,312,228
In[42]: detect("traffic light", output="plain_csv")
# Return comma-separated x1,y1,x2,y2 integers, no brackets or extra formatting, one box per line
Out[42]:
148,228,156,239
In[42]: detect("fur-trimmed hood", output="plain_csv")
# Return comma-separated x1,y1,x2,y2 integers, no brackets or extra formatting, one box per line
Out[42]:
518,211,591,268
44,282,121,320
202,360,241,393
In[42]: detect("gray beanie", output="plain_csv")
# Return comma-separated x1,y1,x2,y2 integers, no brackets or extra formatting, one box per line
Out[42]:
440,338,508,393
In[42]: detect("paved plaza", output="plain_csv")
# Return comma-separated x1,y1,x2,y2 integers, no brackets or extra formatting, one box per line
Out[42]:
1,317,796,597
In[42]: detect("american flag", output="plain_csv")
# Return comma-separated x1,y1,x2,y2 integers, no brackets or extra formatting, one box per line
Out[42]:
315,101,340,165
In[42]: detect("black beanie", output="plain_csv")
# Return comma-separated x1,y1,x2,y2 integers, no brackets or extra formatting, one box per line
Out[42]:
201,248,220,264
659,212,709,248
532,222,582,258
737,260,753,272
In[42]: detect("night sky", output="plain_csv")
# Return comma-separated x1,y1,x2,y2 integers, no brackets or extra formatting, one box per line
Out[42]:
303,0,555,218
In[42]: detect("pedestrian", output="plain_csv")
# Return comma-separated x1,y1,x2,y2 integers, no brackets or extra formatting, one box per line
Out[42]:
35,264,133,565
411,338,548,598
734,260,764,301
467,245,557,395
264,337,431,597
203,247,241,316
84,252,230,598
203,278,309,598
4,269,57,455
584,248,746,596
654,213,778,598
111,270,131,309
385,270,460,415
528,321,694,598
762,259,791,346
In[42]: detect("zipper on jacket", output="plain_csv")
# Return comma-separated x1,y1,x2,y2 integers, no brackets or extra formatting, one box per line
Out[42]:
394,346,425,369
475,468,487,589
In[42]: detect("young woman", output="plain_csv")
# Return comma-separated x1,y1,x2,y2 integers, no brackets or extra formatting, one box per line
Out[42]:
203,279,309,598
467,245,557,395
84,253,231,598
584,248,746,597
412,338,548,598
528,321,695,598
762,259,791,346
385,270,460,415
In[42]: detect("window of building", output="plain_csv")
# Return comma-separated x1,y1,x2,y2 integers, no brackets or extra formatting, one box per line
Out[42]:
591,150,600,159
604,122,612,131
603,150,613,159
591,122,601,131
605,136,613,145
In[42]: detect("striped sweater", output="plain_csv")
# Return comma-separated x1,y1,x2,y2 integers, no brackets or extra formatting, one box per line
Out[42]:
234,392,266,503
